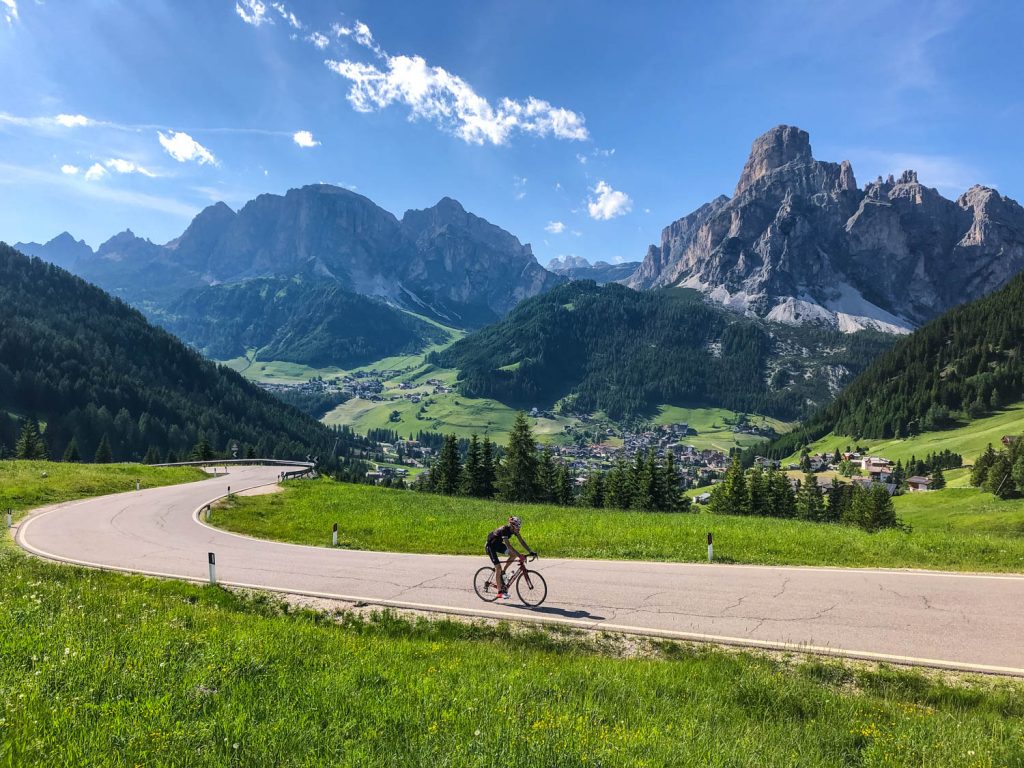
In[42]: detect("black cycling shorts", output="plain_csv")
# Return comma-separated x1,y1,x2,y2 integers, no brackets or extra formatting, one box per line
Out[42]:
485,541,507,565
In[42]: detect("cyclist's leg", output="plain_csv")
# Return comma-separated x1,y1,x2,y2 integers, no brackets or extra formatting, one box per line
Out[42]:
486,544,503,591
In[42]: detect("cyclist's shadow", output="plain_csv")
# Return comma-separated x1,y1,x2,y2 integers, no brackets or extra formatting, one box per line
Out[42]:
504,604,605,621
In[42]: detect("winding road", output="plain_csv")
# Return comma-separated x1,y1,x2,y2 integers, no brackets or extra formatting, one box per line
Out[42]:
13,464,1024,676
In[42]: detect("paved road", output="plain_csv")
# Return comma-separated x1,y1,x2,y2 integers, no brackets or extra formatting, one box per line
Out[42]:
13,464,1024,675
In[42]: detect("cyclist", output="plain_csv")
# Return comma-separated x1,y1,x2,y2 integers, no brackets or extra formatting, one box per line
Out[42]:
486,515,536,599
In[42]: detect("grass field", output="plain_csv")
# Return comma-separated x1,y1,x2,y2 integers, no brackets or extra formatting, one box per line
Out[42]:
652,406,795,452
785,403,1024,465
4,462,1024,765
211,479,1024,572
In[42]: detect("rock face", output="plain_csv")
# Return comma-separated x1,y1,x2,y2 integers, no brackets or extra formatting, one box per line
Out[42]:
22,185,562,328
14,231,93,271
628,125,1024,332
547,255,641,284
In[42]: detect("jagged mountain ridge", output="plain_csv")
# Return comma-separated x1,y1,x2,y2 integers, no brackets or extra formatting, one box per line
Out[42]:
628,125,1024,333
547,255,641,284
17,185,563,330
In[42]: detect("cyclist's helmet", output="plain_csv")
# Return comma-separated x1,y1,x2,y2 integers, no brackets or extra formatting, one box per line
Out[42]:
508,515,522,531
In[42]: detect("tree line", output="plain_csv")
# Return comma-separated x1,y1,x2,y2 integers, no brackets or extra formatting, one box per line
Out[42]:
970,440,1024,499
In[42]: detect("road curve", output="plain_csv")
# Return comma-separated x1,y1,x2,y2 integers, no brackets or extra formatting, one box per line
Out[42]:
13,464,1024,676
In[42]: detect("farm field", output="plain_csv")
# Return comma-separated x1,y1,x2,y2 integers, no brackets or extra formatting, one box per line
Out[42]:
211,478,1024,572
652,406,795,452
3,461,1024,765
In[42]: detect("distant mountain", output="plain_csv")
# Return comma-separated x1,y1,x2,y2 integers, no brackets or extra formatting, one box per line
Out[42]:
547,255,640,284
431,281,894,421
0,242,336,462
27,185,562,333
761,266,1024,457
14,231,93,271
159,277,450,368
628,125,1024,334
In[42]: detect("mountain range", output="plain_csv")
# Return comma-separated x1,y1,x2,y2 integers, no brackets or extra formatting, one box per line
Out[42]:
547,255,641,284
16,186,562,331
628,125,1024,334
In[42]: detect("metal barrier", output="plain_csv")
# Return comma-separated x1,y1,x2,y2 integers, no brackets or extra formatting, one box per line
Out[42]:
152,458,315,469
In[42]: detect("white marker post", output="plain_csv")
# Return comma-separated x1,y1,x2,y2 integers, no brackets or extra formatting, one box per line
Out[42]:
332,523,338,547
208,552,217,585
707,532,714,563
135,479,140,492
5,508,12,529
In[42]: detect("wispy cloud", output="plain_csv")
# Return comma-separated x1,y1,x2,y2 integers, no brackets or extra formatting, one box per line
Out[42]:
307,31,329,49
322,20,588,146
84,163,108,181
292,130,320,148
60,164,79,175
235,0,269,27
545,221,565,234
104,157,157,177
1,0,16,24
513,175,527,200
587,181,632,220
158,131,217,165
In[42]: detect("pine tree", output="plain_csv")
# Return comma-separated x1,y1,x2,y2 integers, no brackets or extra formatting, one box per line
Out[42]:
15,419,48,460
191,434,214,462
62,437,81,463
766,465,796,518
1012,453,1024,495
971,444,997,487
245,445,257,459
143,445,162,465
432,434,461,495
661,451,682,512
536,448,557,503
93,434,113,464
579,472,605,509
460,434,483,497
604,460,632,509
985,453,1015,499
631,451,657,511
864,484,898,531
747,466,768,517
554,464,574,506
795,470,825,521
709,456,748,516
930,466,946,490
497,412,538,503
480,437,496,498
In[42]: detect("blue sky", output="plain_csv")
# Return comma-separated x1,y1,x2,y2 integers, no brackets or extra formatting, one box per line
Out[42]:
2,0,1022,266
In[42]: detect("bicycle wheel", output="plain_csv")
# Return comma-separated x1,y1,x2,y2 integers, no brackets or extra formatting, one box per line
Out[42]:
516,569,547,607
474,566,500,602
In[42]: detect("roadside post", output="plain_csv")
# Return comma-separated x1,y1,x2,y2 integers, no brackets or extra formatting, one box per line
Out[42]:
135,479,140,492
707,532,713,562
332,522,338,547
208,552,217,585
5,508,12,529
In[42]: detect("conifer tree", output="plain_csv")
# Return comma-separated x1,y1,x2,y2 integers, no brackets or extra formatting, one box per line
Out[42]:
63,438,81,463
432,434,462,495
579,472,605,509
460,434,483,497
661,451,682,512
246,445,257,459
166,450,179,464
985,453,1015,499
554,463,574,506
971,444,996,487
863,484,898,531
536,447,557,503
15,419,48,460
191,434,214,462
497,412,538,503
631,450,657,511
604,459,632,509
93,434,113,464
747,466,768,517
709,456,748,516
480,436,496,498
143,445,162,465
930,465,946,490
795,470,825,521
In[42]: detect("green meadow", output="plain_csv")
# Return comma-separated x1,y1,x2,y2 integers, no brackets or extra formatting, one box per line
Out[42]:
3,461,1024,766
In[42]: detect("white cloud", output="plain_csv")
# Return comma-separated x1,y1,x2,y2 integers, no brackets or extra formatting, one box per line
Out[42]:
158,131,217,165
587,180,632,221
60,164,79,175
83,163,108,182
545,221,565,234
307,31,329,49
292,130,320,148
54,114,91,128
236,0,269,26
513,175,527,200
576,153,587,165
271,2,300,29
325,21,588,146
2,0,16,24
105,158,157,177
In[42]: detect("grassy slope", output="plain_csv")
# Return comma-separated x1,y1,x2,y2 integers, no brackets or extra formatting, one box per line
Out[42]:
3,463,1024,765
211,479,1024,572
784,403,1024,465
652,406,795,452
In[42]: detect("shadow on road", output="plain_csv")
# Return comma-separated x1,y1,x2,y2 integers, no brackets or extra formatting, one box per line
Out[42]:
505,604,605,621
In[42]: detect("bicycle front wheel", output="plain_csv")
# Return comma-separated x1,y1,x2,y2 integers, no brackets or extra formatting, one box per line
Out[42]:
474,566,500,602
516,569,547,606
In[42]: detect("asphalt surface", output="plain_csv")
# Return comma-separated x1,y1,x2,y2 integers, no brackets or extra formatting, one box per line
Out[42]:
14,464,1024,675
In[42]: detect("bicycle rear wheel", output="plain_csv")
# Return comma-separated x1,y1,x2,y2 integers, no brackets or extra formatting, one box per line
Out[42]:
516,569,547,606
474,566,500,602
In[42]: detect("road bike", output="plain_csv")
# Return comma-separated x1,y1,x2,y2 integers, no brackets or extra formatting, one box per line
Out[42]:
474,553,547,606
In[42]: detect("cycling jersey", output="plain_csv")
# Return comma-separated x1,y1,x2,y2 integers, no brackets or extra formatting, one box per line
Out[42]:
486,524,515,546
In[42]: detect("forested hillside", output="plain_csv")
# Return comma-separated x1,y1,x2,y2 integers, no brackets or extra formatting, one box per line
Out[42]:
159,278,450,367
431,282,892,420
761,268,1024,457
0,243,338,462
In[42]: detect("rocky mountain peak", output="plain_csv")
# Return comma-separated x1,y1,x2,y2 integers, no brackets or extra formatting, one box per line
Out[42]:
734,125,814,196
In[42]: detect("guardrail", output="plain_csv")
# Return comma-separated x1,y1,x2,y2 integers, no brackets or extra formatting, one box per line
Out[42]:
152,459,315,469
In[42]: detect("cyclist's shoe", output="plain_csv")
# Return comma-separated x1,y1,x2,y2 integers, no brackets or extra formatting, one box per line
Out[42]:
500,592,511,600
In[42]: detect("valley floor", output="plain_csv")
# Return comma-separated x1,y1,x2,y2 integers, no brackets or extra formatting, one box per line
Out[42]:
3,462,1024,766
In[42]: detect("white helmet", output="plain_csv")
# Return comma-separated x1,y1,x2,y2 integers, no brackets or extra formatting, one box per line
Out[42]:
508,516,522,531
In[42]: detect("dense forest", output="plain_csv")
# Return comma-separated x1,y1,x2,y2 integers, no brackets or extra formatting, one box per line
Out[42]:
432,282,892,421
761,269,1024,457
158,277,450,367
0,243,351,463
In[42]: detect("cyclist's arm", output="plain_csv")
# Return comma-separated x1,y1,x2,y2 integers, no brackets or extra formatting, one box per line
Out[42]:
513,532,536,556
502,535,522,557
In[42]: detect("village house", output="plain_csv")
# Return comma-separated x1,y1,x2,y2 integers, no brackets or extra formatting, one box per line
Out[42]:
906,475,932,492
